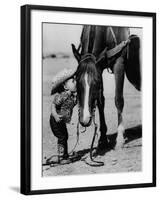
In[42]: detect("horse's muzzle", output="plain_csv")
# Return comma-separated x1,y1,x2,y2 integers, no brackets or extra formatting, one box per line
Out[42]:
80,116,92,127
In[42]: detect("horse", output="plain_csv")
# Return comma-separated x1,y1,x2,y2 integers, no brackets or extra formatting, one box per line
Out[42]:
72,25,141,151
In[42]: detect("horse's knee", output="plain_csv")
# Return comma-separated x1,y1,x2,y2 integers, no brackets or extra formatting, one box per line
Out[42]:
114,57,125,74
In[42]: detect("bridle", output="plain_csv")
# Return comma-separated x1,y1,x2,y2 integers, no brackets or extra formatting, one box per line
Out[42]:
89,106,104,167
78,53,96,66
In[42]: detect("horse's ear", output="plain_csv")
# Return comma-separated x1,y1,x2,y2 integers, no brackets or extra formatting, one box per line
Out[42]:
71,44,81,62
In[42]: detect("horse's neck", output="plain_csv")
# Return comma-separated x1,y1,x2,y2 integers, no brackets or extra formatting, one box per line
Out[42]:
81,25,106,57
80,25,130,56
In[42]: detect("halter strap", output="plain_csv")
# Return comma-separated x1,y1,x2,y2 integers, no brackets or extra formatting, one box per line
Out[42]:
79,53,96,65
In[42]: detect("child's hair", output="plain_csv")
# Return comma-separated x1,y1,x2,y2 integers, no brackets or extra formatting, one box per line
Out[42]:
52,84,65,94
51,84,65,95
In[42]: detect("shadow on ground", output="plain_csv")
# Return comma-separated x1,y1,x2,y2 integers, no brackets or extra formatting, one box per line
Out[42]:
44,125,142,166
108,124,142,147
75,124,142,158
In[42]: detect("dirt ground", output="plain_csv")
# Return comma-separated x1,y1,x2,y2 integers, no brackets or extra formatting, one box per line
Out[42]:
42,57,142,177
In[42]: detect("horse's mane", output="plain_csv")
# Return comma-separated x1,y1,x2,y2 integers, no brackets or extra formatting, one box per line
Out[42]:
76,57,99,85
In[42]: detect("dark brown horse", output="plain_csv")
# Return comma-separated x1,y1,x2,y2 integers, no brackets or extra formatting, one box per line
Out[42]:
72,25,141,150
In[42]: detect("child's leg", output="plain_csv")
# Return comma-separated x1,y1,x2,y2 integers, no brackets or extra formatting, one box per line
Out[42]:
50,115,69,160
57,123,69,159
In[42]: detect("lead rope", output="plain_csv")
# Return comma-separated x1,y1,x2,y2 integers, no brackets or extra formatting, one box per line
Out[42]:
44,107,104,167
68,104,87,155
71,104,104,167
68,121,80,155
88,108,104,167
68,105,81,155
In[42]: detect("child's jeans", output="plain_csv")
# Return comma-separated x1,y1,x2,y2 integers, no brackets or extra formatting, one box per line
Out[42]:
49,114,68,156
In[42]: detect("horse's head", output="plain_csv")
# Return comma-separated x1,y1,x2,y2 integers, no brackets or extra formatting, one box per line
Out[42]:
76,55,100,127
72,44,105,127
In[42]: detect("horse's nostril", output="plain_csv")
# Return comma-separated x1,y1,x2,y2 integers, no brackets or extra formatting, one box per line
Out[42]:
80,117,92,127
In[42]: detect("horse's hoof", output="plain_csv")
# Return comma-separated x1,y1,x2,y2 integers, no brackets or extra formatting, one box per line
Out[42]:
115,135,125,150
115,141,124,150
97,137,110,151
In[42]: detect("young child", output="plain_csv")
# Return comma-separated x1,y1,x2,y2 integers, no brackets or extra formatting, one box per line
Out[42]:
50,68,77,165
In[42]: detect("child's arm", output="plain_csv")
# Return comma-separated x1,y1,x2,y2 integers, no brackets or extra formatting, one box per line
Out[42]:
51,94,62,122
51,103,62,122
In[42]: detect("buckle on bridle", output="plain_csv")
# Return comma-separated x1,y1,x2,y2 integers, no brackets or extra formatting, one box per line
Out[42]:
79,53,96,65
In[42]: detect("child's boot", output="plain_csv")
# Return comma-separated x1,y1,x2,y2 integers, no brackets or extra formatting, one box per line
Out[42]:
57,143,70,164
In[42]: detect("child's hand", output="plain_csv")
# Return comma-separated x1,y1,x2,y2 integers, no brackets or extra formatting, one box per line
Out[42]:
54,114,62,122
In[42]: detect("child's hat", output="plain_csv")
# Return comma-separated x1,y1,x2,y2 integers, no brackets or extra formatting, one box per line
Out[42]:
51,68,76,94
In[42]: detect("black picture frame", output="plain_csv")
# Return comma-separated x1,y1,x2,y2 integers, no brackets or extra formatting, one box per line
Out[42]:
21,4,156,195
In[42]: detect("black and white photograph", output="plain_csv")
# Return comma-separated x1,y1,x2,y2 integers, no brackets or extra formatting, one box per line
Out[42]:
20,5,156,194
1,0,160,199
42,23,142,176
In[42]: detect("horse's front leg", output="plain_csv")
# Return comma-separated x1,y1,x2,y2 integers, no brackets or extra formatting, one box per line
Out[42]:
113,57,125,149
97,89,109,150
